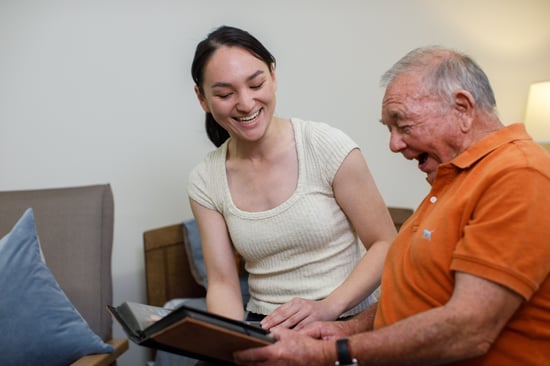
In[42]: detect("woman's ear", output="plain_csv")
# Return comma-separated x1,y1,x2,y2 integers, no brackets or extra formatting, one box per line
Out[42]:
453,89,475,132
194,85,210,113
270,63,277,92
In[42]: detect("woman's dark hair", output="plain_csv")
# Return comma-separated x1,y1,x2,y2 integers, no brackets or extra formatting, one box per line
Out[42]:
191,25,276,147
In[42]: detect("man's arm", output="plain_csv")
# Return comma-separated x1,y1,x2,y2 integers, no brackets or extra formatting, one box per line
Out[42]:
358,302,378,331
234,272,523,365
344,272,523,365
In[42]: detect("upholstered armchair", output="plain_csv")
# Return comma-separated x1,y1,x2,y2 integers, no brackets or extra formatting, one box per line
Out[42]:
0,184,128,366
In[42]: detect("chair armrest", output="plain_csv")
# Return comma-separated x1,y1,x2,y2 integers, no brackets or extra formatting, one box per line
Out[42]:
70,338,129,366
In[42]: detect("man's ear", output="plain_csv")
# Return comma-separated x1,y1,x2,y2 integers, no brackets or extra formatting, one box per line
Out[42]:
453,89,475,132
194,85,210,113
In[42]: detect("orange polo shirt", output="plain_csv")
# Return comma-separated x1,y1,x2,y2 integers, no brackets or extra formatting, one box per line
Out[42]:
375,124,550,365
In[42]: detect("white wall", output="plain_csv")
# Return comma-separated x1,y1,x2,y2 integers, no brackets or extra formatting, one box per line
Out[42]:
1,1,549,365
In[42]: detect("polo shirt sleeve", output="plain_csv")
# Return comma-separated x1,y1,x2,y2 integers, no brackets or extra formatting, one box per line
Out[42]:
451,168,550,300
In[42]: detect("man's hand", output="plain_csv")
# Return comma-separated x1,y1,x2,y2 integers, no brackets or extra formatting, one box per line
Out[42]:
299,319,355,340
233,327,332,366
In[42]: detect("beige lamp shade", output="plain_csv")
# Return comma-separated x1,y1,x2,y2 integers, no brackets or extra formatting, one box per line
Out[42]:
524,81,550,143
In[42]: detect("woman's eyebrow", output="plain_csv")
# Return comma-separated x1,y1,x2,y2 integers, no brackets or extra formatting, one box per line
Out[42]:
247,69,264,81
211,69,265,89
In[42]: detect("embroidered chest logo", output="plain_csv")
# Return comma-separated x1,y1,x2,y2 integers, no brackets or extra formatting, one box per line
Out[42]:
422,229,433,241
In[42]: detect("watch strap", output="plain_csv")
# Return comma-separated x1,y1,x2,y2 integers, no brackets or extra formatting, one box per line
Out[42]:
335,338,357,365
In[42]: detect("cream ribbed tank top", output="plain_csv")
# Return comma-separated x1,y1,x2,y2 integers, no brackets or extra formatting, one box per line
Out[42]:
188,118,375,316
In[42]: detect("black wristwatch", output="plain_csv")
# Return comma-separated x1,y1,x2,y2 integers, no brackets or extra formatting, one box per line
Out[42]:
335,338,358,365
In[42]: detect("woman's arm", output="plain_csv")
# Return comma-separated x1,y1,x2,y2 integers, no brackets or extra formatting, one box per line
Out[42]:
261,149,396,329
324,148,396,316
190,198,245,320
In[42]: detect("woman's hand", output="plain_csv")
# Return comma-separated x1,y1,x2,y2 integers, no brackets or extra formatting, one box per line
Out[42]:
260,297,340,330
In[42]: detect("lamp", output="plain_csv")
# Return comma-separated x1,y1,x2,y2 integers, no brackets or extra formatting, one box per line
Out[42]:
524,81,550,151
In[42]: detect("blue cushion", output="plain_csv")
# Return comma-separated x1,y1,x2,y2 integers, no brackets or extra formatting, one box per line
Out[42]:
183,219,208,287
0,209,113,366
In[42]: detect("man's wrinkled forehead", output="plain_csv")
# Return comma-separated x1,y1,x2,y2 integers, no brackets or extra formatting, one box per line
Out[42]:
381,78,438,127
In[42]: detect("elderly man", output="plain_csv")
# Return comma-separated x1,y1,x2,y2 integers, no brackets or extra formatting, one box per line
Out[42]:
233,46,550,366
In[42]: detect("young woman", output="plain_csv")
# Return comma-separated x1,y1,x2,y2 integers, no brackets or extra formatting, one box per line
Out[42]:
188,25,396,331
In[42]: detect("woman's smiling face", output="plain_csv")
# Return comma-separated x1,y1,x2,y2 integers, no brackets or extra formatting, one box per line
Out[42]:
195,45,277,143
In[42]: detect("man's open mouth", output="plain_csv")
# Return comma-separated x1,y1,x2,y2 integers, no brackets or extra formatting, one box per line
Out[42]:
416,153,430,172
418,153,428,165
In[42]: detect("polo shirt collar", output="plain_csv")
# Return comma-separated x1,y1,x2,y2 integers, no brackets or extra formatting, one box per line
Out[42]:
450,123,531,170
